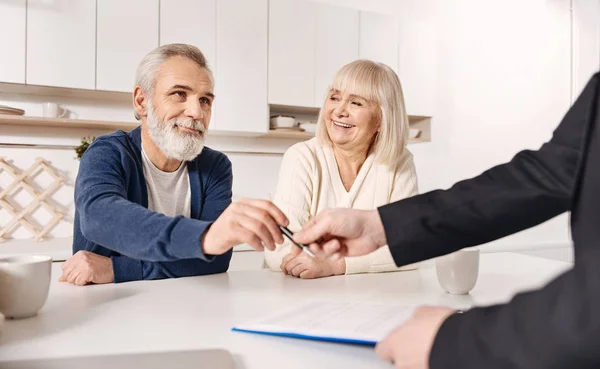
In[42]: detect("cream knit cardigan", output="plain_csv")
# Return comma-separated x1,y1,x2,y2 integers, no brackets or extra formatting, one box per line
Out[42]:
264,138,419,274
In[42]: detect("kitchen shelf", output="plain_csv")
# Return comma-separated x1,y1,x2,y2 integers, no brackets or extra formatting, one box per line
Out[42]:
261,129,430,144
268,103,432,144
0,114,431,144
262,129,315,140
0,114,138,130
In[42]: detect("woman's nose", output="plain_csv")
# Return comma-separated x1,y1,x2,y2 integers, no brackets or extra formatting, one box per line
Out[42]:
333,101,349,117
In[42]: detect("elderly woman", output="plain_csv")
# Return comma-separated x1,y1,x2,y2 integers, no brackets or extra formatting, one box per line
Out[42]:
264,59,418,278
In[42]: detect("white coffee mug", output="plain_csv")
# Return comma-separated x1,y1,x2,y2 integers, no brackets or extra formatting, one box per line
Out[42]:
435,248,480,295
0,255,52,319
42,102,67,118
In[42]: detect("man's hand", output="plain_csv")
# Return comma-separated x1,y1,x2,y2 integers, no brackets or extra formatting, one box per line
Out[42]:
375,306,455,369
59,251,114,286
280,251,345,279
202,198,289,255
293,208,387,259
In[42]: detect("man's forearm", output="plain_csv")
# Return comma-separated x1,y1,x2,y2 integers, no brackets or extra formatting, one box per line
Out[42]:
379,143,575,266
112,253,232,283
77,194,211,262
378,73,598,267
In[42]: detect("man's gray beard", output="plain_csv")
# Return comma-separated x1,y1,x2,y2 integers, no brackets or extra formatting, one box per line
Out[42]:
146,101,206,162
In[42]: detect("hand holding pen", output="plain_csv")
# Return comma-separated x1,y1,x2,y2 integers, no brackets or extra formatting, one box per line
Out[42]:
279,225,316,258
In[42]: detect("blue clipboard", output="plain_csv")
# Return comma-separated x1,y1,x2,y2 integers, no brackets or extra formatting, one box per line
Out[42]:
231,327,377,346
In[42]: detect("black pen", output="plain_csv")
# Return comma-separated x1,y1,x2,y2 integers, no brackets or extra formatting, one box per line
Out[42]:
279,225,316,258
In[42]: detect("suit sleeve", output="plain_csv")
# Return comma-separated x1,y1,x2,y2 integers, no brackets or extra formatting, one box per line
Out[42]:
378,73,599,266
430,257,600,369
428,73,600,368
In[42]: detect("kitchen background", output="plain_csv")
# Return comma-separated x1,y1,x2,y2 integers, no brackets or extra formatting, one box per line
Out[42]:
0,0,598,267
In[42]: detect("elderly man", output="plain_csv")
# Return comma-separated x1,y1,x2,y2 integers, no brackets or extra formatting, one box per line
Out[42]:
60,44,288,285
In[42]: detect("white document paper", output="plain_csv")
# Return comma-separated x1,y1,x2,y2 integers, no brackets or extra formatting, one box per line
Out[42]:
233,300,416,345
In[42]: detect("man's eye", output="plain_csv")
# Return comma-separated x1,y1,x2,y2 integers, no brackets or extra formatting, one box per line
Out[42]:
173,91,186,98
200,97,211,105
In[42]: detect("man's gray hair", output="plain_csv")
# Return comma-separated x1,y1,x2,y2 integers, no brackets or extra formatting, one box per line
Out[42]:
134,43,213,120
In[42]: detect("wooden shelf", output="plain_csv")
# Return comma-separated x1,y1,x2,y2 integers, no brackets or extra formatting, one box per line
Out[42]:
261,130,315,140
268,104,432,144
270,104,430,124
261,129,430,144
0,114,138,131
0,114,431,144
0,81,131,102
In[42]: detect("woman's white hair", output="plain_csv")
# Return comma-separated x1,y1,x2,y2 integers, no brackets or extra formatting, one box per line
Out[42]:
134,43,213,120
316,59,409,168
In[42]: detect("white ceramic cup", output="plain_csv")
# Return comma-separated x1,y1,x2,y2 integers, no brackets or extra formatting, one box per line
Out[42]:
42,102,67,118
0,255,52,319
435,248,480,295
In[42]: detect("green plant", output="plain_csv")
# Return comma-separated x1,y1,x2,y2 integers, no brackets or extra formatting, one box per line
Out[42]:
74,136,96,161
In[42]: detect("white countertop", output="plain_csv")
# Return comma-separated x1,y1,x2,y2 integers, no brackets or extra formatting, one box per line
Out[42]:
0,253,571,368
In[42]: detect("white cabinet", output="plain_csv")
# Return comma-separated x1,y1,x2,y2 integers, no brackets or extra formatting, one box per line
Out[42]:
0,0,26,84
314,3,359,107
397,17,436,116
96,0,159,92
214,0,268,133
268,0,316,107
26,0,96,89
160,0,216,70
359,11,399,75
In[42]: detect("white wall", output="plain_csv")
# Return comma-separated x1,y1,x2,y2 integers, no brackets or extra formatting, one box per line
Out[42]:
302,0,578,255
410,0,574,254
572,0,600,99
2,0,599,263
310,0,591,258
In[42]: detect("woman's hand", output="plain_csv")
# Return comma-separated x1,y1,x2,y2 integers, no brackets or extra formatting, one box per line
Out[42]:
280,251,346,279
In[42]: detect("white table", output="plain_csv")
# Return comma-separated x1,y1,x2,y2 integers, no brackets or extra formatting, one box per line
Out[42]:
0,253,571,368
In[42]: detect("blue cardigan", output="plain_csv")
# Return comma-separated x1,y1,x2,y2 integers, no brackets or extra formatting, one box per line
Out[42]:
72,127,233,283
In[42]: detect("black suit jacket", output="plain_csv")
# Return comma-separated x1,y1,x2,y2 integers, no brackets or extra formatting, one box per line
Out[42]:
378,73,600,368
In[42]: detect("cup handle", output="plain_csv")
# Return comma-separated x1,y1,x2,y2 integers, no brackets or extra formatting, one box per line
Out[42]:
58,107,68,118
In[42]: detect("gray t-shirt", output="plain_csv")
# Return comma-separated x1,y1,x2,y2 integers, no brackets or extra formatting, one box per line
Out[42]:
141,148,191,218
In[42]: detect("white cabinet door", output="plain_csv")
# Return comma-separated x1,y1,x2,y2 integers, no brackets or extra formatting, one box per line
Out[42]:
0,0,26,84
160,0,216,70
268,0,315,107
26,0,95,89
96,0,159,92
215,0,268,133
359,11,399,75
314,3,359,107
397,17,435,117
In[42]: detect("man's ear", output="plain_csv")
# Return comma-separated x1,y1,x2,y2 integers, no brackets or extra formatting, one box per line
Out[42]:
133,86,148,120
